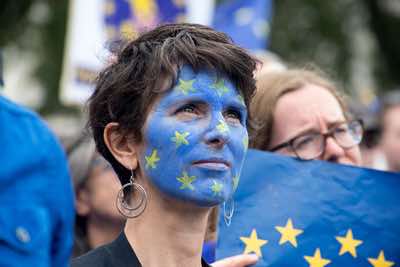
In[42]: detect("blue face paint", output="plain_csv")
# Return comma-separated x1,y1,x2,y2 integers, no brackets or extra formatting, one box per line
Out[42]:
139,66,248,206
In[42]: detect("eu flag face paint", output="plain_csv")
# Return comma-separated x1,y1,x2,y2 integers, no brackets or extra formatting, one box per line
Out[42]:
139,66,248,206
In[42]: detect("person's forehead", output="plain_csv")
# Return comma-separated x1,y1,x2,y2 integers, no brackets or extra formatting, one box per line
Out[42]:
273,84,346,136
384,105,400,128
157,66,242,106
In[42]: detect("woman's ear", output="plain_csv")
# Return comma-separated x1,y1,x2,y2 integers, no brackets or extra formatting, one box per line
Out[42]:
76,188,90,216
103,122,139,170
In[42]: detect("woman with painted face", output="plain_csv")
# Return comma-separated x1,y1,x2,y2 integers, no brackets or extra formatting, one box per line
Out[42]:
250,68,363,166
71,23,257,267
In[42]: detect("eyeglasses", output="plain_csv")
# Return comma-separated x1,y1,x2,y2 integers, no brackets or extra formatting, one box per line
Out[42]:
270,119,364,160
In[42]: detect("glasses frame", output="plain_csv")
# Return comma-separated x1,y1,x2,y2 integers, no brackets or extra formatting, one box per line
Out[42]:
269,119,364,160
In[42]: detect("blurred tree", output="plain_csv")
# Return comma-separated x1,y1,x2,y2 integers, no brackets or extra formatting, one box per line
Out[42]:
34,0,70,114
1,0,399,115
364,0,400,91
1,0,72,115
269,0,400,94
0,0,34,46
269,0,361,92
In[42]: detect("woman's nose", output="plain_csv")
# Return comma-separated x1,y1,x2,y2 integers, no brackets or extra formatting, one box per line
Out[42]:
204,117,230,150
322,136,345,163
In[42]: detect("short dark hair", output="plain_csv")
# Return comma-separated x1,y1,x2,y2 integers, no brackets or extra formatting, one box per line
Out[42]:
87,23,257,184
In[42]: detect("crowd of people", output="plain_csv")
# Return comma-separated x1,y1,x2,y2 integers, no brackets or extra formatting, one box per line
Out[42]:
1,22,399,267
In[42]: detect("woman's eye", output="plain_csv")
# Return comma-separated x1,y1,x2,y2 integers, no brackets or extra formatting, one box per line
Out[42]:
174,103,201,120
334,125,349,134
176,104,197,114
224,108,242,124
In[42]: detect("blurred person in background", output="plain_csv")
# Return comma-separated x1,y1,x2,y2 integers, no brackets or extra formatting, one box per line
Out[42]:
379,90,400,173
348,100,387,170
0,51,74,267
250,68,363,166
67,135,125,257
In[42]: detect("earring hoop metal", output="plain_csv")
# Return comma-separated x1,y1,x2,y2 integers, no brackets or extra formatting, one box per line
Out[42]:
116,169,148,218
223,197,235,226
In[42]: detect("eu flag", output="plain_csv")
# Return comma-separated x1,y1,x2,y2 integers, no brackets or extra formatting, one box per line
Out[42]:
103,0,185,41
212,0,273,51
217,149,400,266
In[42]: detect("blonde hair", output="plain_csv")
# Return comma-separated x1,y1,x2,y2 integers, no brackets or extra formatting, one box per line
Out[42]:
250,68,349,150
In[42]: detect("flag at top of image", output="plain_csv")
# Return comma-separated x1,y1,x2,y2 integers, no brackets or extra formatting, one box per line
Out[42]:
103,0,185,41
60,0,185,105
217,149,400,266
212,0,273,51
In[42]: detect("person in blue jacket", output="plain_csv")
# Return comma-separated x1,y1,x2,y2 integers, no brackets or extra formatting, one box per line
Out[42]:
0,51,75,267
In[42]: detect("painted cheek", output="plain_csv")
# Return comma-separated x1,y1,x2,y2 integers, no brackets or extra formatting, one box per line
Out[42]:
227,125,248,191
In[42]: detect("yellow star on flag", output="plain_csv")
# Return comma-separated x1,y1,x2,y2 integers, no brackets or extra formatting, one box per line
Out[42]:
211,180,223,195
177,171,196,190
304,248,331,267
217,120,229,133
275,218,303,247
145,149,160,169
212,78,229,96
335,229,363,258
240,229,268,257
368,250,395,267
171,131,190,148
177,78,195,94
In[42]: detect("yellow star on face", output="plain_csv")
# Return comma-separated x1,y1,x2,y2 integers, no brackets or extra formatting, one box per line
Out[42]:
217,119,229,133
232,174,240,191
171,131,190,148
335,229,363,258
304,248,331,267
145,149,160,169
212,78,229,96
368,251,395,267
177,78,195,94
242,136,249,151
211,180,223,195
275,218,303,247
177,171,196,190
240,229,268,257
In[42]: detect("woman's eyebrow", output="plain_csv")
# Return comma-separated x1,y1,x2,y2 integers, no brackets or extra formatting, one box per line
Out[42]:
327,120,347,128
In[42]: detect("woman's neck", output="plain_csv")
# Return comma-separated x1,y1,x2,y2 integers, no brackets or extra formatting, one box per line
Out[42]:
86,216,125,249
124,189,211,267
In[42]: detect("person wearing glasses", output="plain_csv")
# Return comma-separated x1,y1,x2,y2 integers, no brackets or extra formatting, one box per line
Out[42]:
250,68,363,166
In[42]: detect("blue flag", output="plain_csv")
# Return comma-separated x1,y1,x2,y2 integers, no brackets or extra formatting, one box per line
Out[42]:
212,0,273,50
103,0,185,41
217,149,400,266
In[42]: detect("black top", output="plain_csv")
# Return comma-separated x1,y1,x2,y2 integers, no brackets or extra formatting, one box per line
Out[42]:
71,232,211,267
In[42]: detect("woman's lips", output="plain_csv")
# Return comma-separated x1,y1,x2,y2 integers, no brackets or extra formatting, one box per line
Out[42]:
192,159,231,171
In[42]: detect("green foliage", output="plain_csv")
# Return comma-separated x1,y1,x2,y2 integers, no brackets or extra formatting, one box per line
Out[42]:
270,0,400,93
34,0,71,114
1,0,399,115
0,0,34,46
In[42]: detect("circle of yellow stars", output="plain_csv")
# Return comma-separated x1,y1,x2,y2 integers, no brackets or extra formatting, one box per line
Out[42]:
239,221,395,266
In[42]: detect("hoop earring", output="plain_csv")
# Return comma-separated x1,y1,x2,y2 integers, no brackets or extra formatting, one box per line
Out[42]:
223,197,234,226
116,169,147,218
